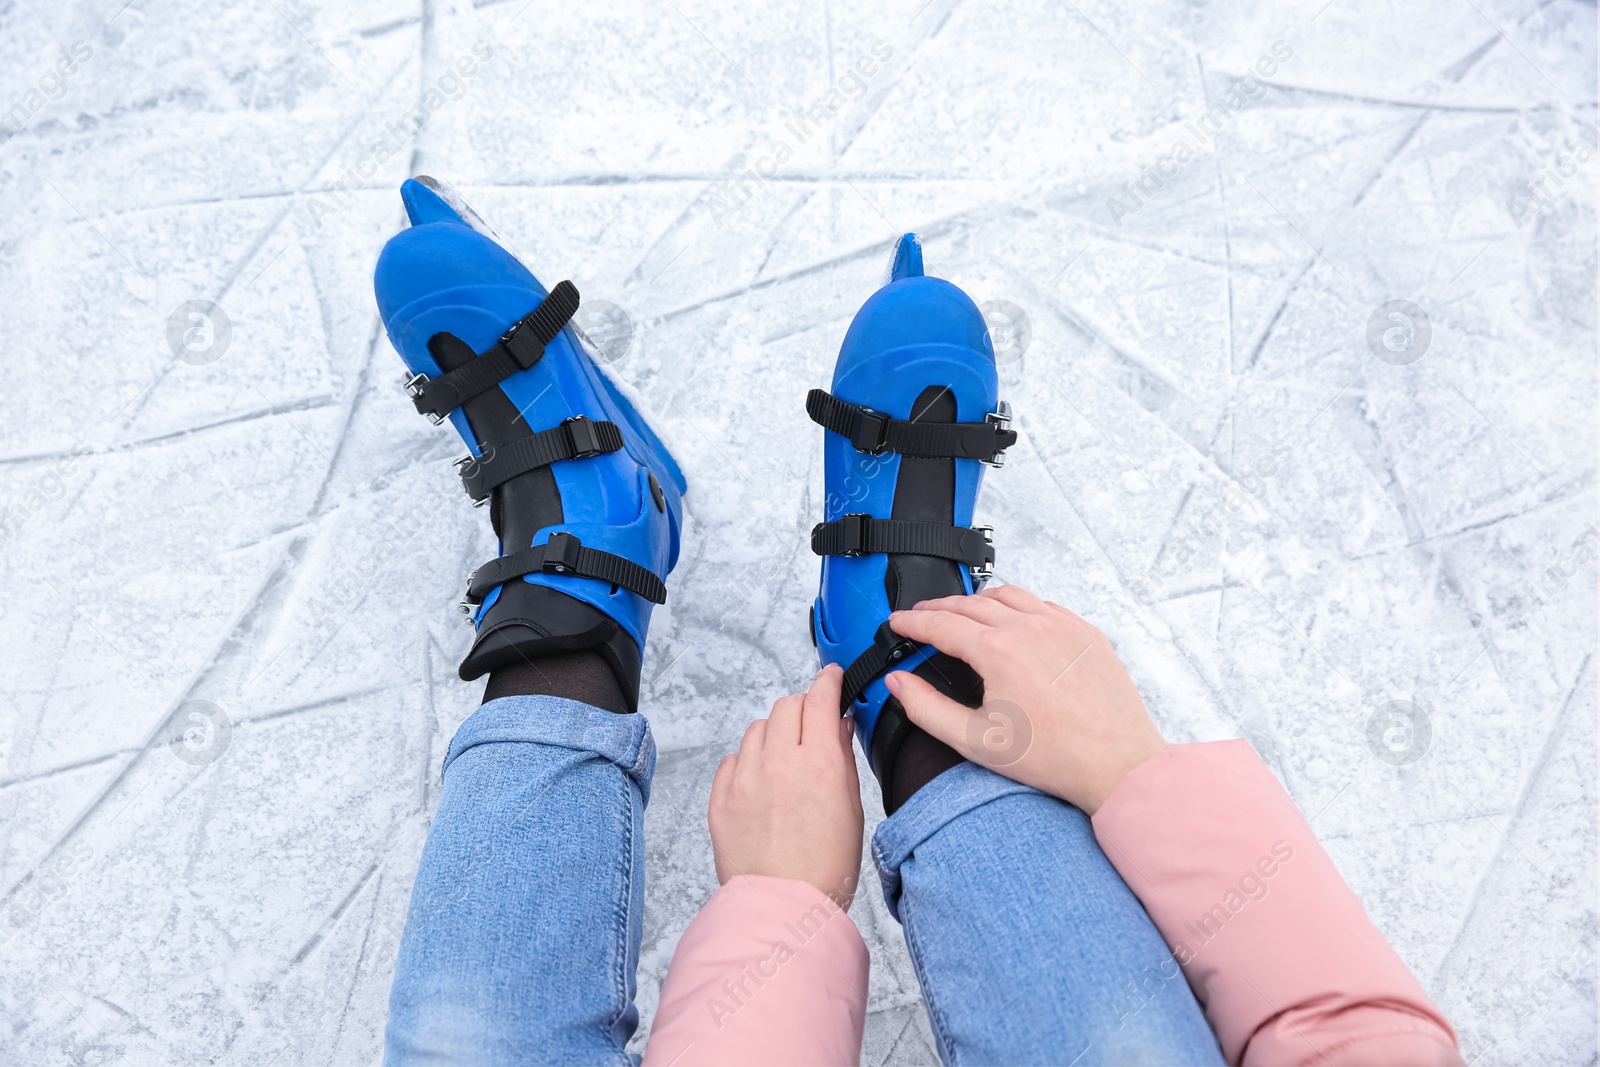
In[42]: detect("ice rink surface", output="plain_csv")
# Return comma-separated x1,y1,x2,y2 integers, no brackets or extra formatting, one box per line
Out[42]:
0,0,1595,1062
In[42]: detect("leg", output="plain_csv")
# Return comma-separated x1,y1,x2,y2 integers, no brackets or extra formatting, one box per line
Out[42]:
873,762,1224,1066
482,649,629,712
373,179,687,1063
385,692,654,1065
808,240,1217,1060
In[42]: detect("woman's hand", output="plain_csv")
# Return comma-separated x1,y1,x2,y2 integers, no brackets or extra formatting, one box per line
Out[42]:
708,664,865,908
883,584,1164,815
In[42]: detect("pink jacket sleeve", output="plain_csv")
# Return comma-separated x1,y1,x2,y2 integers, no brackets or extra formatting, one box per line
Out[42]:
642,875,869,1067
1092,740,1464,1066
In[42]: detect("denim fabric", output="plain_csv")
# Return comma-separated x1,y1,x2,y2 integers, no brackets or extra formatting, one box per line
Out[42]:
873,761,1224,1066
385,696,653,1066
385,699,1222,1065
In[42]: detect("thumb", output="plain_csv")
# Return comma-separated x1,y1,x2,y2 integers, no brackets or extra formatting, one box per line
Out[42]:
885,670,977,755
708,754,736,822
708,754,738,885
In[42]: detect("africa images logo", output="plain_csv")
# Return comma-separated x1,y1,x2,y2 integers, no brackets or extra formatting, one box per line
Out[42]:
1106,41,1294,228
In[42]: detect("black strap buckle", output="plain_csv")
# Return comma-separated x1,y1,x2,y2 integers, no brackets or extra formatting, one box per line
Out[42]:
812,515,996,574
562,416,605,459
540,531,582,574
836,513,871,556
848,409,890,454
456,417,624,504
461,529,667,615
983,402,1013,469
454,453,494,508
497,315,545,370
970,525,994,583
408,281,580,422
839,620,924,711
405,373,447,425
807,388,1018,462
877,621,920,666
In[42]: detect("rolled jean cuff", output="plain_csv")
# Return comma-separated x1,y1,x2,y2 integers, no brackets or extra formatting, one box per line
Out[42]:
443,695,656,804
871,760,1044,921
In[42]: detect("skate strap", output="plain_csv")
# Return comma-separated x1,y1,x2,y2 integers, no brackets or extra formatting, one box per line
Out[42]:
408,281,581,422
806,389,1016,463
463,531,666,606
812,514,995,572
458,416,625,503
840,620,923,712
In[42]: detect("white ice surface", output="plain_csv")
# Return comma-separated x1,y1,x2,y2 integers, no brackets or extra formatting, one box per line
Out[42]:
0,0,1595,1063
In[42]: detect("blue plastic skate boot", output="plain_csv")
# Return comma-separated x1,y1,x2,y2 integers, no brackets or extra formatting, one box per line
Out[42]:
809,234,1016,792
374,177,685,709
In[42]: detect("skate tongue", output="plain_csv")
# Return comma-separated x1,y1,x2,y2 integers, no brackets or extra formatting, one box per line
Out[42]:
401,177,468,228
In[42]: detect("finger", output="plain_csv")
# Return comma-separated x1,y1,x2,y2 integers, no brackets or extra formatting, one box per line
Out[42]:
888,607,990,664
766,693,805,749
884,670,980,756
739,718,768,756
800,664,844,747
1043,599,1089,625
708,753,737,819
979,583,1056,616
909,593,1017,626
841,717,863,773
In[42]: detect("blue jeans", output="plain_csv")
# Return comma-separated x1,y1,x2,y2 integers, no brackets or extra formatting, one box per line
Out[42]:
873,761,1223,1064
385,696,1222,1065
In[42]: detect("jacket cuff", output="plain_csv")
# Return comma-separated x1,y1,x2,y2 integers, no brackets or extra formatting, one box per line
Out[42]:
643,875,869,1067
1091,740,1461,1065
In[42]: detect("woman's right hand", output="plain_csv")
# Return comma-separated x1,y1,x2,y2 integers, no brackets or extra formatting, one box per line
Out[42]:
707,665,864,908
884,584,1165,815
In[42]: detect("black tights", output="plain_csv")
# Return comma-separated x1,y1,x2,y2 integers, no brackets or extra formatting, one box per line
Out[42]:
485,652,958,813
483,650,628,715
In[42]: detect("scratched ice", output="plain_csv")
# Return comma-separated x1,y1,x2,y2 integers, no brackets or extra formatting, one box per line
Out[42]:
0,1,1593,1063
